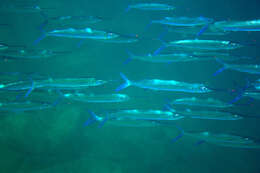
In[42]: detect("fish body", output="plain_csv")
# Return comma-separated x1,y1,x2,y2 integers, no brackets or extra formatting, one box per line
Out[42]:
152,16,213,27
129,52,199,63
213,19,260,32
116,73,211,93
40,78,107,90
0,49,57,59
46,27,119,40
0,44,8,50
0,100,53,112
171,97,232,108
186,131,260,148
87,109,183,127
215,59,260,75
243,91,260,100
63,93,130,103
192,52,252,62
177,109,242,120
48,15,102,26
166,39,242,51
127,3,174,11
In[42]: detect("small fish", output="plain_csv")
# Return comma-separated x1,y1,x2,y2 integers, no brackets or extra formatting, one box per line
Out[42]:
176,109,242,120
0,43,8,50
126,51,199,63
85,109,183,127
116,73,212,93
0,49,68,59
126,3,175,12
164,39,243,51
171,97,232,108
214,58,260,75
63,93,130,103
0,100,53,112
34,27,119,44
152,16,213,27
192,52,252,62
243,91,260,100
0,4,53,13
213,19,260,32
185,131,260,149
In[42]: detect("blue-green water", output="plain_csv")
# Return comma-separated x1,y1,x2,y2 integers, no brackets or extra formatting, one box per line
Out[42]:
0,0,260,172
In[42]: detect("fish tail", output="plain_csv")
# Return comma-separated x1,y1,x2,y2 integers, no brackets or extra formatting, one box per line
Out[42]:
171,125,185,143
33,32,46,45
213,58,228,76
115,72,131,91
196,23,209,38
125,5,131,12
124,49,134,64
85,110,102,126
24,78,34,98
98,113,109,128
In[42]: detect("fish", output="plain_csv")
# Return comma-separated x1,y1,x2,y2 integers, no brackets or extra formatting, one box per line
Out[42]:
126,51,200,63
43,15,103,27
126,3,175,12
167,25,229,36
171,97,232,108
213,19,260,32
116,73,212,93
34,27,120,44
175,109,242,120
0,100,54,112
164,39,243,51
0,3,53,13
152,16,213,27
85,109,184,127
214,58,260,75
243,91,260,100
0,49,69,59
184,131,260,148
62,93,130,103
0,77,107,92
0,43,8,51
192,52,252,62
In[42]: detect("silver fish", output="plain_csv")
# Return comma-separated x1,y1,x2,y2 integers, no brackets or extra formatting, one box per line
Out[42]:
171,97,232,108
126,3,174,11
165,39,242,51
63,93,130,103
116,73,212,93
152,16,213,27
213,19,260,32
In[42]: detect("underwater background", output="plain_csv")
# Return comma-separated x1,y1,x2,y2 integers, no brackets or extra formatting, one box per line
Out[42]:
0,0,260,172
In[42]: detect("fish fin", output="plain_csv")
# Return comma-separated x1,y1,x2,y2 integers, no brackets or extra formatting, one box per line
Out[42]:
123,49,134,64
98,113,109,128
33,33,46,45
125,5,131,12
115,73,131,91
85,110,101,126
194,140,206,146
171,125,185,143
24,78,34,98
196,23,209,38
213,58,228,76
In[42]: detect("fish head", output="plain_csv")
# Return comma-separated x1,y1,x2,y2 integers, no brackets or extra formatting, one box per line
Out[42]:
199,86,212,93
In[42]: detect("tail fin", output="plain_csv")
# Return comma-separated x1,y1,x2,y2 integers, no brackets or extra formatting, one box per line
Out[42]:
125,5,131,12
213,58,228,76
171,125,185,143
33,32,46,45
115,73,131,91
124,49,134,64
24,77,34,98
196,23,210,38
85,110,103,126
